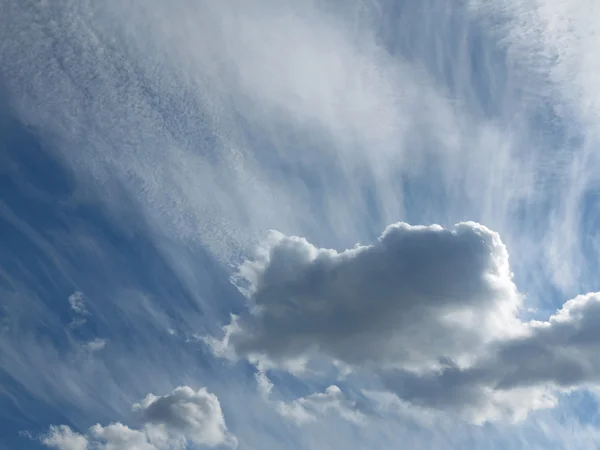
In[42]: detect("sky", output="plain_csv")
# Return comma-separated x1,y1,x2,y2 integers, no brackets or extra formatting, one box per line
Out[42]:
2,0,600,448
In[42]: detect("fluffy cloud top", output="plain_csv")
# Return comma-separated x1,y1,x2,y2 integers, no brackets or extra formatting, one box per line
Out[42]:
42,386,236,450
229,221,522,372
210,222,600,423
277,385,365,425
42,426,88,450
133,386,236,448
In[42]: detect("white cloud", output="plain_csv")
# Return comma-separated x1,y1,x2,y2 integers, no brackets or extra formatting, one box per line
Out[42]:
42,425,88,450
255,369,364,426
208,222,600,423
42,386,236,450
133,386,237,448
89,423,157,450
225,222,523,372
379,292,600,421
68,292,88,316
290,385,365,425
84,338,107,352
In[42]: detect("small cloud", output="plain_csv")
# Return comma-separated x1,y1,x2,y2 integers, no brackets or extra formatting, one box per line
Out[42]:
41,386,236,450
256,369,364,426
277,385,366,426
84,338,107,352
68,292,89,316
133,385,237,448
41,425,88,450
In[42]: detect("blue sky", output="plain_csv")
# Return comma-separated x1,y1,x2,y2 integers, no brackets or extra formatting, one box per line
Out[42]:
2,0,600,449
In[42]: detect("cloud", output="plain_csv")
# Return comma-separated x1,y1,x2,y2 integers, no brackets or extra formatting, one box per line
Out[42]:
226,221,523,372
281,385,366,425
5,0,600,448
133,386,237,448
255,370,364,425
68,292,88,316
379,366,558,424
208,222,600,423
89,423,158,450
84,338,107,352
42,386,236,450
43,423,159,450
379,292,600,421
42,425,88,450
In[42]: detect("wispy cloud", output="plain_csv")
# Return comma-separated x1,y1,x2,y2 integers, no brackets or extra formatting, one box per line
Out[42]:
3,0,600,448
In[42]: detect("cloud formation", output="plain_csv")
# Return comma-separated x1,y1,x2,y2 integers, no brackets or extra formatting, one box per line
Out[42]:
42,426,88,450
227,221,522,371
255,370,364,425
133,386,237,448
68,292,89,316
209,222,600,423
277,385,365,426
42,386,236,450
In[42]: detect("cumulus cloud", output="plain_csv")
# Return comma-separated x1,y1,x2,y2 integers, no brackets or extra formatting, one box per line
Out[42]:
379,292,600,421
255,369,364,425
41,386,236,450
89,423,158,450
43,423,159,450
133,386,237,448
226,221,523,372
42,425,88,450
208,222,600,423
281,385,366,425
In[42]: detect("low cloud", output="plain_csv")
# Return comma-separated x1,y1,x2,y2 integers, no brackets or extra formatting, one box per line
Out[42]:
42,425,88,450
133,386,237,448
228,222,523,372
208,222,600,423
279,385,365,425
84,338,108,352
256,370,364,425
42,386,236,450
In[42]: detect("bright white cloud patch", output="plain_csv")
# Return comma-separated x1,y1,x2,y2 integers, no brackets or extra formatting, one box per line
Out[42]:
133,386,237,448
68,292,88,316
42,425,88,450
279,385,365,426
209,222,600,423
42,386,236,450
89,423,157,450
